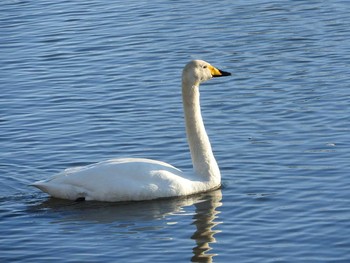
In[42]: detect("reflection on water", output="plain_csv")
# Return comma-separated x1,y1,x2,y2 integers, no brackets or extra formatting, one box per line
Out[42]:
191,191,222,262
29,189,222,261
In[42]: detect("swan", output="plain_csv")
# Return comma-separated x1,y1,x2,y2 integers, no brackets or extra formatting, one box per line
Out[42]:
32,60,231,202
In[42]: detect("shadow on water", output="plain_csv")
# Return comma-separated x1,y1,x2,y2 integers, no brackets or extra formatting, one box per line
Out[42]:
27,189,223,262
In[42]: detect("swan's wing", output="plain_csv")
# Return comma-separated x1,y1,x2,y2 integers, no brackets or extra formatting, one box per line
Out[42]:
32,158,194,201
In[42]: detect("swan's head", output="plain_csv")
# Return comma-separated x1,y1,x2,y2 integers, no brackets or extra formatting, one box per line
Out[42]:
182,60,231,86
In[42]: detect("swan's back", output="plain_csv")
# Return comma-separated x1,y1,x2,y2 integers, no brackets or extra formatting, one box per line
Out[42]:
33,158,200,202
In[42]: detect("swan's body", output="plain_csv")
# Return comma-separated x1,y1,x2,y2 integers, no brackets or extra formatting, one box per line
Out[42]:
32,60,230,202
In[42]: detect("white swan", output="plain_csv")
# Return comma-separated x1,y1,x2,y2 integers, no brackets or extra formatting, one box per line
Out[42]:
32,60,231,202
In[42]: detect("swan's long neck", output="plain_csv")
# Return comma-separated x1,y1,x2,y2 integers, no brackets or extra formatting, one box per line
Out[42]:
182,80,220,183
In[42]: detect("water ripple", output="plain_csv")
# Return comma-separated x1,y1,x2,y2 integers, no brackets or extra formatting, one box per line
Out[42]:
1,0,350,262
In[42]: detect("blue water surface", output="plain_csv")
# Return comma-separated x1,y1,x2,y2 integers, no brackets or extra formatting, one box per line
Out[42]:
1,0,350,262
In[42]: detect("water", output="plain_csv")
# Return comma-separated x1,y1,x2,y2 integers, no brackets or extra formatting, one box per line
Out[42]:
1,0,350,262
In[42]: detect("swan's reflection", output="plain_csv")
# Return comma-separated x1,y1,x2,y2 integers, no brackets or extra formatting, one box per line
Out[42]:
191,190,222,262
30,189,222,261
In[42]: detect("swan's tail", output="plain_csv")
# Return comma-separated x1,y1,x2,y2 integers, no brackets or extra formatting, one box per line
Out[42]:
31,181,51,193
31,181,86,201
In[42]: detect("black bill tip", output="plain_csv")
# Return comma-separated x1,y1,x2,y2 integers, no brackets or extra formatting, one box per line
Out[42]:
213,69,231,77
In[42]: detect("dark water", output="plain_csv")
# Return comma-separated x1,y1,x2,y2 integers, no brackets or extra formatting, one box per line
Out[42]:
1,0,350,262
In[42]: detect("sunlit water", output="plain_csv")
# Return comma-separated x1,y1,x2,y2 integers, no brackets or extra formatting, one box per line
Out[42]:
1,0,350,262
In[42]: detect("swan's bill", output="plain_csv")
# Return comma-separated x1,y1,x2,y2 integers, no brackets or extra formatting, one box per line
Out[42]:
209,65,231,77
